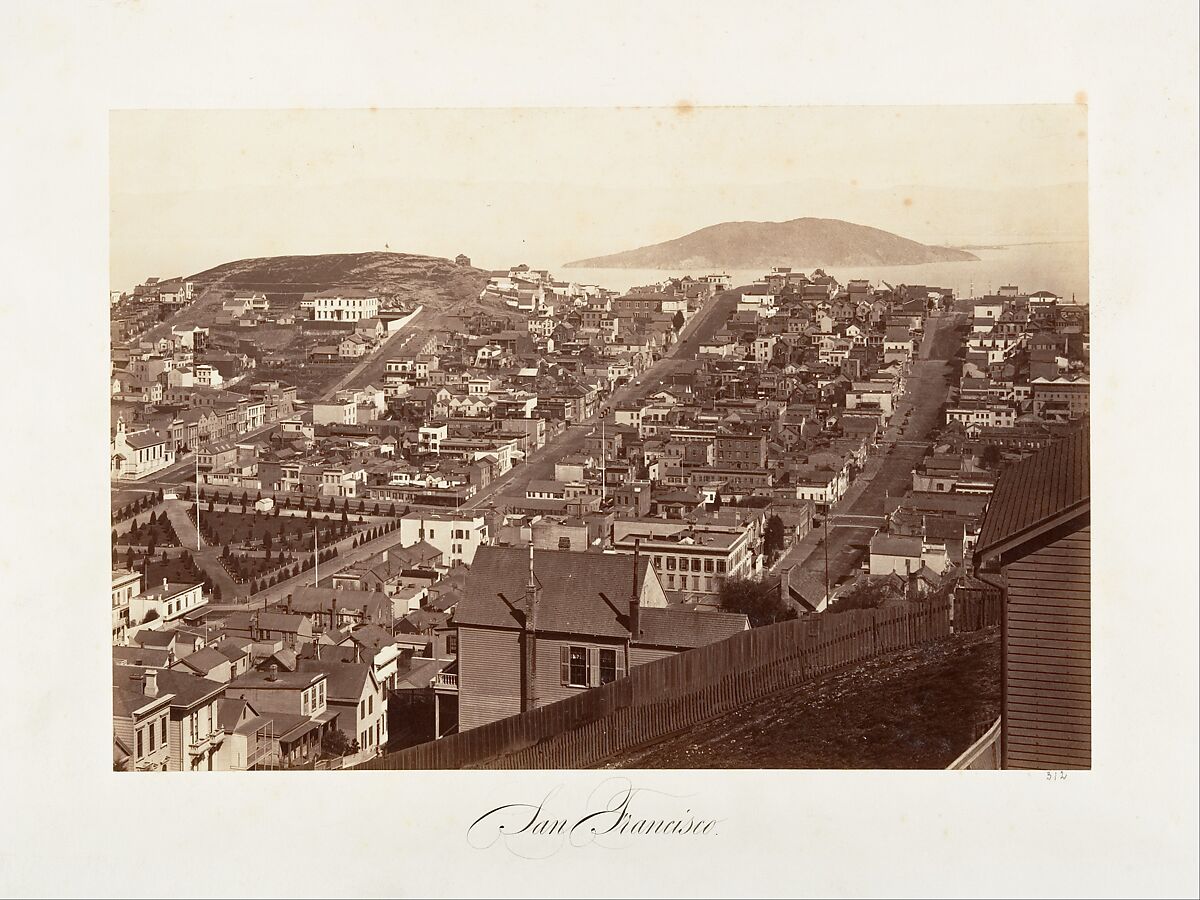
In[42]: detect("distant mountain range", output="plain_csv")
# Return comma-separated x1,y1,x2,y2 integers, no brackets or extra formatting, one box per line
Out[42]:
564,217,979,269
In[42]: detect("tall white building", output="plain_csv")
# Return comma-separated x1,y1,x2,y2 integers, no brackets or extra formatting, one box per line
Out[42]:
313,289,379,322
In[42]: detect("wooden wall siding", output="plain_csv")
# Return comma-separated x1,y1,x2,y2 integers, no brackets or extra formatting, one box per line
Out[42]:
1003,525,1090,770
532,635,627,712
457,627,522,731
359,599,995,771
168,718,185,771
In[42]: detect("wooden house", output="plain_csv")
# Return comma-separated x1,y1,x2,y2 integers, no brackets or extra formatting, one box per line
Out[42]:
975,428,1090,769
453,546,749,731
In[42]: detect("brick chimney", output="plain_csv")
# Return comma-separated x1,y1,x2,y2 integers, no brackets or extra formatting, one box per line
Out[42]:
628,538,642,640
267,663,278,682
520,543,539,713
143,669,159,698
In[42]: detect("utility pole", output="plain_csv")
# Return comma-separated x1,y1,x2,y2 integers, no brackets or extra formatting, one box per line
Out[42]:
314,527,319,588
823,508,830,609
194,452,201,551
600,409,607,504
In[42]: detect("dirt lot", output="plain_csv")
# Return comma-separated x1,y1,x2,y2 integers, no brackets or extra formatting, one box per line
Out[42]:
603,628,1000,770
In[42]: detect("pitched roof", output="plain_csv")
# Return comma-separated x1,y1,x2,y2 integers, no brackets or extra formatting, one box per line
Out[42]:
175,647,230,675
976,428,1089,558
113,645,172,668
636,607,747,649
113,664,224,709
296,659,375,702
454,546,653,638
289,586,393,617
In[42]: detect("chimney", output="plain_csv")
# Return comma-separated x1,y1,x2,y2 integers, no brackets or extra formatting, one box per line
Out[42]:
628,538,642,640
267,663,278,682
162,578,168,591
520,543,540,713
143,669,159,698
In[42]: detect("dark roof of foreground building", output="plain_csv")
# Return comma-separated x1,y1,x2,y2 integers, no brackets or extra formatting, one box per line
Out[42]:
456,546,747,646
976,427,1089,559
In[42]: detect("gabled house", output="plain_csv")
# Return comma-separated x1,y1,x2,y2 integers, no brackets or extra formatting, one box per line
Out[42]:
975,428,1090,770
297,660,388,759
113,665,226,771
454,547,749,730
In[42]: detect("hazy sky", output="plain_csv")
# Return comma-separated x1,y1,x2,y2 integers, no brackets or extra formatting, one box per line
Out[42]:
110,106,1087,289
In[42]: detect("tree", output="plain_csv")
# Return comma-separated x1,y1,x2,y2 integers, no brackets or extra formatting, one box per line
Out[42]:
306,508,313,520
212,583,223,601
981,444,1003,469
829,578,895,612
263,531,273,551
672,309,685,331
321,729,357,758
763,515,786,561
718,577,797,628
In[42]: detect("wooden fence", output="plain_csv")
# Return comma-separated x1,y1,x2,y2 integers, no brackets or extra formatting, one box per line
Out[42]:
358,597,997,772
954,590,1002,633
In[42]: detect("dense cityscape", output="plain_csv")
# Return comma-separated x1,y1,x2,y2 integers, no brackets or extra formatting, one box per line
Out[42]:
110,255,1090,771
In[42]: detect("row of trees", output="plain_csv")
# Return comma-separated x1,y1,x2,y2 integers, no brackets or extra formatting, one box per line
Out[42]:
111,488,165,524
184,485,403,518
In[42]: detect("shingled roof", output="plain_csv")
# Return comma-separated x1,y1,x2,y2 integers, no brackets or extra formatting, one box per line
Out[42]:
456,547,748,647
976,428,1089,559
637,607,747,649
455,547,653,638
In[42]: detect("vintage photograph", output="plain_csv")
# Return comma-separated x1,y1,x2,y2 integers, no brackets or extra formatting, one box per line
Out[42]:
108,105,1090,773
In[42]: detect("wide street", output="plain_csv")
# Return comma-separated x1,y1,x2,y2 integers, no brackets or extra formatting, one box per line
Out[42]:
462,287,742,511
771,310,965,594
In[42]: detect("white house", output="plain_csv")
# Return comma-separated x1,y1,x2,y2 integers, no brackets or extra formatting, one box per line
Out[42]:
111,418,175,479
129,581,206,629
313,290,379,322
312,400,357,426
398,512,490,566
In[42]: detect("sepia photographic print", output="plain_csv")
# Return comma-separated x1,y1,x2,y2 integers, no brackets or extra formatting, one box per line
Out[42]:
3,3,1197,897
109,106,1091,774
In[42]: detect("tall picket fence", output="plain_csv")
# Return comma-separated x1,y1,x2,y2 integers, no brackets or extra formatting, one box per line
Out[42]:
357,597,995,771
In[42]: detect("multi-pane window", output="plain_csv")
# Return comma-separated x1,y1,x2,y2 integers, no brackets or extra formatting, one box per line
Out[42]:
599,649,618,685
568,646,588,687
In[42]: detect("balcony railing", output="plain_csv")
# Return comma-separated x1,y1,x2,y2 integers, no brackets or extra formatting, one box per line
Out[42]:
188,728,226,756
433,672,458,691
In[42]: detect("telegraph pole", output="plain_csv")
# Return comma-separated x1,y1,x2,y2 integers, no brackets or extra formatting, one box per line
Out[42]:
823,508,830,609
314,527,319,588
600,409,607,504
194,452,201,551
